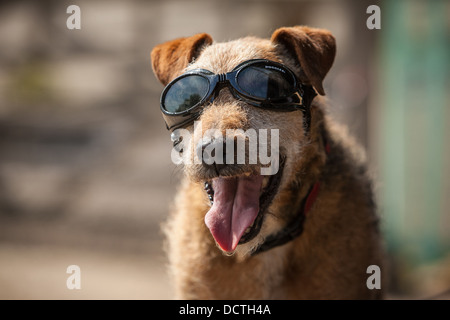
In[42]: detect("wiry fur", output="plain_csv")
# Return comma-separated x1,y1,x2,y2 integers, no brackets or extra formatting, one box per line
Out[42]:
152,26,383,299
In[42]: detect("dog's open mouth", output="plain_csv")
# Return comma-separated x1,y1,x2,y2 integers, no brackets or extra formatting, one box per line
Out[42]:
203,157,285,253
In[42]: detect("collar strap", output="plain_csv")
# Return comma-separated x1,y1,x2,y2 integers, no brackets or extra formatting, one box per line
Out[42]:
250,181,321,256
250,135,330,256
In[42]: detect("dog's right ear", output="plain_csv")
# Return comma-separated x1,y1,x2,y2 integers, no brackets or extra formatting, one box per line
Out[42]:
271,26,336,95
151,33,213,86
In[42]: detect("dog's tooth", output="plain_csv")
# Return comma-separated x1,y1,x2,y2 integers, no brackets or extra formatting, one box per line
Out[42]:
204,181,214,195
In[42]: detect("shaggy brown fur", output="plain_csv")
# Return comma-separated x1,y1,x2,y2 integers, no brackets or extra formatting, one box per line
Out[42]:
151,26,383,299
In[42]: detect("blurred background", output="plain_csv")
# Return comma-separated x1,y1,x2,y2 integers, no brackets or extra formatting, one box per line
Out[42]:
0,0,449,299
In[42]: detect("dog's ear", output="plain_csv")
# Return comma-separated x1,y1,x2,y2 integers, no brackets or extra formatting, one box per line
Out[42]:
271,26,336,95
151,33,213,86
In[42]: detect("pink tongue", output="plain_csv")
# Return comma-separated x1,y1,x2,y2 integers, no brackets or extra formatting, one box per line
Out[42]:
204,175,263,252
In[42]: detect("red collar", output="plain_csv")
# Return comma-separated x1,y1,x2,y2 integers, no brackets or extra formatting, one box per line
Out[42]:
304,140,330,214
304,181,321,215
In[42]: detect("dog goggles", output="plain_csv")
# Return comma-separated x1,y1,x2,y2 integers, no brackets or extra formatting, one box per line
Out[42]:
160,59,317,131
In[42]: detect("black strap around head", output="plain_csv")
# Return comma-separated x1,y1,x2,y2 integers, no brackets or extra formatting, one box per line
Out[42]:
301,85,317,108
299,85,317,134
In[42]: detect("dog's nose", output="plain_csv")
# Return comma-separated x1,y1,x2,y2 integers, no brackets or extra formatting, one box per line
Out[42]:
196,136,227,172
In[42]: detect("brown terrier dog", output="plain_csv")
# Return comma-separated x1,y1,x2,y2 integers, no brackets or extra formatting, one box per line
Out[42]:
151,26,383,299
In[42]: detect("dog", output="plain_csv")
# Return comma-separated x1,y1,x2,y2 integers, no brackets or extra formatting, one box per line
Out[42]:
151,26,383,299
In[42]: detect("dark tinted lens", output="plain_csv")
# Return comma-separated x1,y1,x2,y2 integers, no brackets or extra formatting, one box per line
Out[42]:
163,75,209,113
237,63,294,99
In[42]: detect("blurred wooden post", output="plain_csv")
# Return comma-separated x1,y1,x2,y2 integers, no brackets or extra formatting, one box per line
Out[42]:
379,0,450,264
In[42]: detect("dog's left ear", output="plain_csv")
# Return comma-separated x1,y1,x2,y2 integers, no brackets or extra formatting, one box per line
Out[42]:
271,26,336,95
151,33,213,86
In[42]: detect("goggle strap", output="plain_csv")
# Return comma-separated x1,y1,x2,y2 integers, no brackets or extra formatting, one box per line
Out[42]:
299,85,317,135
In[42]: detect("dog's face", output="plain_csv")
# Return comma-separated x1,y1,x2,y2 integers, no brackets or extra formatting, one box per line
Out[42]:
151,26,335,257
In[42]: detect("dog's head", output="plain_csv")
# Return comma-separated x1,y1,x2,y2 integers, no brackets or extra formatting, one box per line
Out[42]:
151,26,335,256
